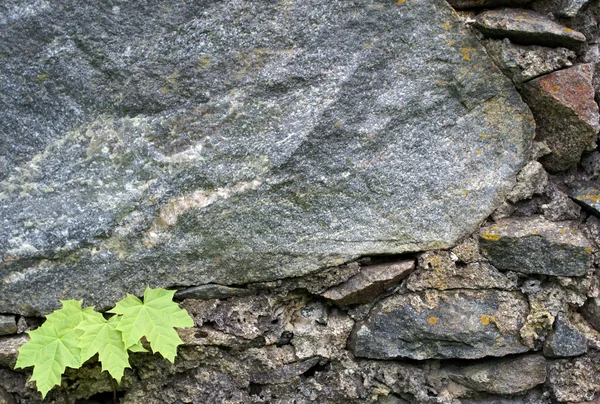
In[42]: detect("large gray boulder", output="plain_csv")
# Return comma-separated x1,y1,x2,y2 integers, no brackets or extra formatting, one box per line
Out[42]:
0,0,534,315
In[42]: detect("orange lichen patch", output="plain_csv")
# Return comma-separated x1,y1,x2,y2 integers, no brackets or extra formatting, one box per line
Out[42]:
581,193,600,202
551,85,560,93
461,47,475,62
481,231,500,241
444,23,451,30
428,316,438,325
585,246,592,253
476,149,483,155
480,315,491,325
397,0,405,4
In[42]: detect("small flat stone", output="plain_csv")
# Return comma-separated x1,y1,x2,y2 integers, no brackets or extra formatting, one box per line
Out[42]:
544,312,588,358
406,251,518,291
349,289,529,360
483,39,575,85
292,307,354,360
521,64,600,172
321,259,414,305
0,316,17,336
507,161,548,203
444,354,547,394
474,9,586,49
447,0,532,9
542,187,582,221
174,284,254,301
0,335,28,368
571,184,600,217
480,216,592,276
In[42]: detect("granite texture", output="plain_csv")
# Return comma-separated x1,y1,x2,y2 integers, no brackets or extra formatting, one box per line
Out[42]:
0,0,534,315
474,9,586,49
480,216,592,276
349,289,529,360
521,63,600,172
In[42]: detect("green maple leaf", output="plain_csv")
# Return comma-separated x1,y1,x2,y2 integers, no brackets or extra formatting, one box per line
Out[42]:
77,313,140,383
108,287,194,362
14,300,96,398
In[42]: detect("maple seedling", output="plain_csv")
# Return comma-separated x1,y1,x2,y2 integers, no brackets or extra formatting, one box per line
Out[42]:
15,287,194,398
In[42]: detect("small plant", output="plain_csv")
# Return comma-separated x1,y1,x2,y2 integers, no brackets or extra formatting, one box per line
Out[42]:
15,287,194,398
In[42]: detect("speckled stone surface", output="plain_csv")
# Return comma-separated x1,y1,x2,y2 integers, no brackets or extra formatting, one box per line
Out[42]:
474,9,586,49
349,289,530,360
0,0,534,315
521,63,599,172
480,216,592,276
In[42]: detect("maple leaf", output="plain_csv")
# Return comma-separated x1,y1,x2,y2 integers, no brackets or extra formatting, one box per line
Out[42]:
14,300,96,398
77,313,134,383
108,287,194,362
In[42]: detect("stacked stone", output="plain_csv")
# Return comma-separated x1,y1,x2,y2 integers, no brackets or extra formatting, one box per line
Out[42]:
0,0,600,403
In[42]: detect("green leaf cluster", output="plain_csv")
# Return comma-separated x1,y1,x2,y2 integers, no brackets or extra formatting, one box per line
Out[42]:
15,287,194,398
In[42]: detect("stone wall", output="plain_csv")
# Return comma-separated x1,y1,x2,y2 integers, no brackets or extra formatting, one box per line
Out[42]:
0,0,600,403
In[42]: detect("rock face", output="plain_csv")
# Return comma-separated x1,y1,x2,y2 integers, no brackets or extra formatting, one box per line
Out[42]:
0,0,534,315
444,354,547,394
349,289,529,360
480,216,592,276
474,9,587,49
521,63,600,172
543,312,588,358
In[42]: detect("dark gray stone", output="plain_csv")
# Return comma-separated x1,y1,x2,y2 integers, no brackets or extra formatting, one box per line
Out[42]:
0,388,16,404
0,316,16,336
445,354,547,394
542,187,582,221
321,259,414,305
483,39,575,85
582,297,600,331
474,9,587,49
174,284,254,301
480,216,592,276
0,0,535,316
544,313,588,358
581,151,600,178
349,289,529,360
0,335,28,368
